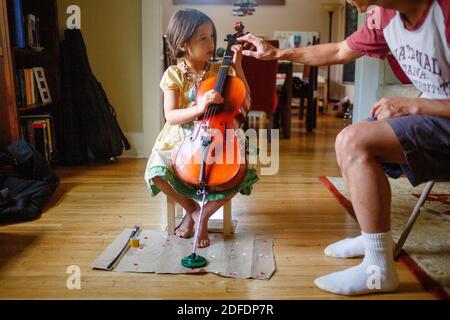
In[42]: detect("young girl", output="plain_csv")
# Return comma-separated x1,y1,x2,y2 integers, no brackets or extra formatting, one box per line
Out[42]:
145,9,259,248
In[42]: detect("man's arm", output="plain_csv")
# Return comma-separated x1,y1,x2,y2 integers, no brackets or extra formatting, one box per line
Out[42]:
279,41,363,66
239,33,363,66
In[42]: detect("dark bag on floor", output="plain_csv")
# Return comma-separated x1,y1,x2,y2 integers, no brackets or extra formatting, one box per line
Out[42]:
0,140,60,223
60,29,130,165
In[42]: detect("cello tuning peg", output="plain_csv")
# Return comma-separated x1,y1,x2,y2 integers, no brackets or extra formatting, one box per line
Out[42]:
234,22,245,33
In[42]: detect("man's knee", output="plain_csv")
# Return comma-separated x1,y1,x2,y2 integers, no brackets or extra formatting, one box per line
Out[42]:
335,123,372,166
335,125,361,157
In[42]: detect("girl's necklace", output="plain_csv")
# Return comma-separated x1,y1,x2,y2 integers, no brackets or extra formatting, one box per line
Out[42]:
182,60,210,102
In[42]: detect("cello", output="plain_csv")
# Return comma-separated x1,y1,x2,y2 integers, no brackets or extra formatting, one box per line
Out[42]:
176,22,248,268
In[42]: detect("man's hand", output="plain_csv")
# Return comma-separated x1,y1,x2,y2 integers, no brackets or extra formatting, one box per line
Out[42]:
371,97,420,120
237,33,280,61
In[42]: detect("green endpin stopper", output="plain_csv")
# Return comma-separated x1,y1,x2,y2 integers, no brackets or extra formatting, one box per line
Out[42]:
181,253,207,269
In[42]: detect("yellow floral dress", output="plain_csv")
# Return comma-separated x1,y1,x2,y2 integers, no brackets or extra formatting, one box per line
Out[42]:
144,60,259,201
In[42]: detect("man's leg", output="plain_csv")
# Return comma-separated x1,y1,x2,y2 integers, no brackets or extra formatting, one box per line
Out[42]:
315,120,405,295
324,140,365,259
324,119,406,258
337,120,407,231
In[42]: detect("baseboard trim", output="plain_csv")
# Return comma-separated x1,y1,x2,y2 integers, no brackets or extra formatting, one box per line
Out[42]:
120,132,145,159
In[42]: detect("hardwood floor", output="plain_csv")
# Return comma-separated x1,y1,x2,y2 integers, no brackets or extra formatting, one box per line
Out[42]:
0,115,435,300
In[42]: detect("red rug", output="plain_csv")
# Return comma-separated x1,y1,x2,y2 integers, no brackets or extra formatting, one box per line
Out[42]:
319,176,449,300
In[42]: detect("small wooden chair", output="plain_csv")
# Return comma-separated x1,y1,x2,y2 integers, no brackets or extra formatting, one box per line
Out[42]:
166,197,233,236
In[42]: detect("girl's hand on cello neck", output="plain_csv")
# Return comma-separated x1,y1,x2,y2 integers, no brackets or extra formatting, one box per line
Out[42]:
230,44,251,115
231,44,244,71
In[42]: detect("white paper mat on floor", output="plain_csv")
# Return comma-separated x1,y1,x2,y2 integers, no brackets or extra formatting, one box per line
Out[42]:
92,229,276,280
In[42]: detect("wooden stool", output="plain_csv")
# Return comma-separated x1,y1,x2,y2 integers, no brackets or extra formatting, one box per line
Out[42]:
166,197,233,236
248,111,267,130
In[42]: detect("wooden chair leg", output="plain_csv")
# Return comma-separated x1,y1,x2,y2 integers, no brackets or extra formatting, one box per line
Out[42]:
223,201,232,236
267,112,274,144
166,196,176,235
299,98,305,120
258,112,267,131
313,97,318,129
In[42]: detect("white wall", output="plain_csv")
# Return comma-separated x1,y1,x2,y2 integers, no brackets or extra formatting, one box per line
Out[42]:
142,0,164,158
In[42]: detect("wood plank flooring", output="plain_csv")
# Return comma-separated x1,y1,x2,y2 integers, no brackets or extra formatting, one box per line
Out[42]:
0,116,435,299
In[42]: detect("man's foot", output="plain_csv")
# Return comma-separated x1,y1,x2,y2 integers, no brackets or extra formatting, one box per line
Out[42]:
315,232,399,296
324,235,365,259
191,210,210,248
175,214,195,239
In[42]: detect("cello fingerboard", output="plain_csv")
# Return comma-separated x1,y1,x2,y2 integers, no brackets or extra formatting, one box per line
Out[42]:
214,55,232,94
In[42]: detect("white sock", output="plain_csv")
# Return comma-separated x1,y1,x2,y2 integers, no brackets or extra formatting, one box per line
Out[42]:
324,234,365,258
315,231,399,296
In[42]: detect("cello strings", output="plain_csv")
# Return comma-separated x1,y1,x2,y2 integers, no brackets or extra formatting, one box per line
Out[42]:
203,62,226,124
208,61,230,124
200,37,236,129
203,63,225,121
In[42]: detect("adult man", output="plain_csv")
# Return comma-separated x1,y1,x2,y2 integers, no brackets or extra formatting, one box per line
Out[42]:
239,0,450,296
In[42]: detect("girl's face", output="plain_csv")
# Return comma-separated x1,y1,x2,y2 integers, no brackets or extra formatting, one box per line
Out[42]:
184,22,215,63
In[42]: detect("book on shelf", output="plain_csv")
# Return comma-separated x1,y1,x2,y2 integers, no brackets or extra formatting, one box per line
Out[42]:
26,14,42,50
15,68,25,106
16,67,52,108
24,68,34,105
20,114,55,163
12,0,26,48
33,121,47,160
11,0,44,51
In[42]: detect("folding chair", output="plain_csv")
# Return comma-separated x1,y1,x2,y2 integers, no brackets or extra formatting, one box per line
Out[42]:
394,181,435,259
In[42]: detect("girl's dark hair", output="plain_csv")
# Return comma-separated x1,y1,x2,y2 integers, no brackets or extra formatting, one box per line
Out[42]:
167,9,217,60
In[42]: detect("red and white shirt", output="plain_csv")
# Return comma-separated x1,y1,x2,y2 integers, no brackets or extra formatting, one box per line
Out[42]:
346,0,450,99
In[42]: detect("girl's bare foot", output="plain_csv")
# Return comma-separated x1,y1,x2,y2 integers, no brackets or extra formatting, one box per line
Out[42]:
175,214,195,238
175,203,200,239
191,210,210,248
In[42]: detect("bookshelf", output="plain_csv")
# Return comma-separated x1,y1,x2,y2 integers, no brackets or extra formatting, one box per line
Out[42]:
0,0,60,159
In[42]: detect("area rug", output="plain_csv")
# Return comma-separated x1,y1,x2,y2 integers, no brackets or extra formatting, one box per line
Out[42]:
319,177,450,300
92,229,275,280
